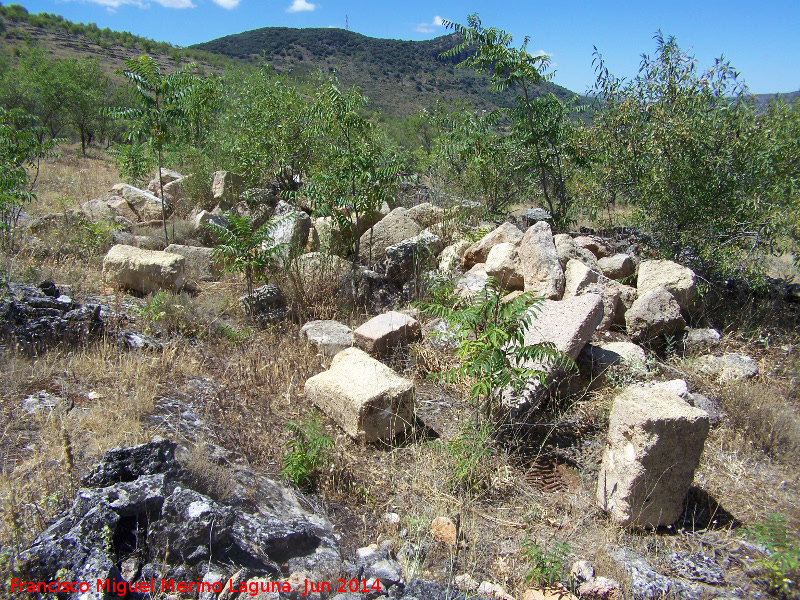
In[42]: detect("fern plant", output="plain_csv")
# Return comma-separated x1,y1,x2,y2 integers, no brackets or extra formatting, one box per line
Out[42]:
416,278,566,422
204,212,286,315
747,514,800,595
522,538,571,587
281,417,334,489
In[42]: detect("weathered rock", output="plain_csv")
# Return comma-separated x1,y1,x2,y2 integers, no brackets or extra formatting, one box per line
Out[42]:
597,386,710,527
637,260,697,310
0,282,103,355
485,242,524,290
581,342,648,369
687,393,723,427
523,293,604,360
301,320,353,358
574,235,613,258
81,197,115,222
304,347,415,442
696,353,758,383
191,210,229,236
102,245,185,294
553,234,599,271
463,222,524,268
582,282,620,332
354,311,421,354
385,230,443,282
438,240,471,273
615,283,638,325
159,177,184,206
563,259,600,297
682,328,721,355
519,221,564,299
240,284,290,322
107,197,139,223
598,254,635,281
116,330,162,351
146,168,183,193
358,207,422,264
406,202,445,228
351,200,391,238
669,551,724,584
163,244,221,283
578,577,623,600
625,288,686,343
22,391,70,414
268,201,311,257
130,235,165,251
607,548,702,600
211,170,243,207
454,263,488,299
312,216,348,255
112,183,169,222
429,516,457,546
520,207,552,228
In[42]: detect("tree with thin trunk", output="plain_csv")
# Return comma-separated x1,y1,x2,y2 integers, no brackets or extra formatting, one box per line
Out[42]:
109,55,195,244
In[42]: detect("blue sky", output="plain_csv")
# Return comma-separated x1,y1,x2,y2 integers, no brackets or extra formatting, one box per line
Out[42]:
12,0,800,94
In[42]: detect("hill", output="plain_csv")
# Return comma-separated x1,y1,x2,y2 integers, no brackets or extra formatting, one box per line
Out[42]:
191,27,584,118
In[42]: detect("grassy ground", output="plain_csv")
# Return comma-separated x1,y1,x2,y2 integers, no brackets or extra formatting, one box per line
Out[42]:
1,148,799,599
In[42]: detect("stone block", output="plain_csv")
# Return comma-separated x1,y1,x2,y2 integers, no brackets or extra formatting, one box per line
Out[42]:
354,311,421,355
102,245,184,294
519,221,564,299
462,222,523,268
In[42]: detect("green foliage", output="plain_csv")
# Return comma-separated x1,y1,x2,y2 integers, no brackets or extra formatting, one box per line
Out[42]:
281,416,334,488
441,14,587,228
588,33,799,278
416,278,566,421
747,514,800,594
106,142,152,185
0,106,57,249
444,421,494,493
205,212,286,312
109,55,197,243
522,538,571,587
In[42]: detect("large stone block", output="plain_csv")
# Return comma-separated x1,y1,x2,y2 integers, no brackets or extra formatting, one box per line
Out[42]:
112,183,168,222
406,202,445,229
523,294,604,360
164,244,222,282
301,320,354,359
102,245,184,294
553,234,598,271
304,348,415,442
354,311,421,355
598,254,635,281
462,222,523,268
385,230,443,283
519,221,564,299
597,386,710,527
637,260,697,310
485,242,524,290
358,208,422,264
625,288,686,343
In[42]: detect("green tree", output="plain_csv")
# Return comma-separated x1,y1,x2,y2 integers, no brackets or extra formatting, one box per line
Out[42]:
63,58,109,155
441,14,587,228
110,55,196,244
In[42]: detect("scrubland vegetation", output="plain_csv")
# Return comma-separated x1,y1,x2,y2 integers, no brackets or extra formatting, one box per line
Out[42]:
0,7,799,600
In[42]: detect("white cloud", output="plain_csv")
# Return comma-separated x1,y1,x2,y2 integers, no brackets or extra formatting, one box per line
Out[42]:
211,0,240,7
414,15,444,34
533,49,551,58
66,0,194,8
286,0,316,12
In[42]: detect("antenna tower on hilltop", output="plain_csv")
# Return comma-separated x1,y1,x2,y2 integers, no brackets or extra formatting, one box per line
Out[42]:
346,15,349,30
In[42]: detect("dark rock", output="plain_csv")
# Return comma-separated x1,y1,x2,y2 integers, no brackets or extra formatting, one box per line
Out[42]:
117,330,163,351
669,552,724,584
81,438,181,487
241,284,289,321
520,207,552,228
39,280,59,297
401,579,489,600
385,231,443,283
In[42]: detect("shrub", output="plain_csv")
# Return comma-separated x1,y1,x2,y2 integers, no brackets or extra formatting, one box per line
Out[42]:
281,417,334,488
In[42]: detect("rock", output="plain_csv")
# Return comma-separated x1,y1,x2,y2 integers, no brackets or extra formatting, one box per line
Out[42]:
521,588,576,600
240,284,290,322
563,259,601,297
268,201,311,257
130,235,165,251
301,320,353,358
351,200,391,238
687,393,723,426
581,342,648,369
429,516,457,546
520,207,552,227
625,288,686,343
607,548,702,600
404,579,490,600
359,207,422,264
26,212,66,233
523,294,605,361
211,170,243,208
295,252,355,300
454,264,489,299
81,197,115,222
463,222,524,268
519,221,565,299
312,216,348,255
553,234,599,271
477,581,514,600
455,573,480,592
597,254,635,281
191,209,229,234
581,282,620,332
385,230,444,282
637,260,697,310
649,379,690,399
570,560,595,583
438,240,471,273
146,168,184,192
163,244,222,283
578,577,624,600
597,386,710,527
406,202,445,228
574,235,613,258
615,283,638,326
682,328,721,355
304,347,415,442
669,551,724,584
696,353,758,383
112,183,169,222
159,178,184,205
22,391,70,414
116,330,162,351
354,310,421,355
485,242,524,290
102,245,185,294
